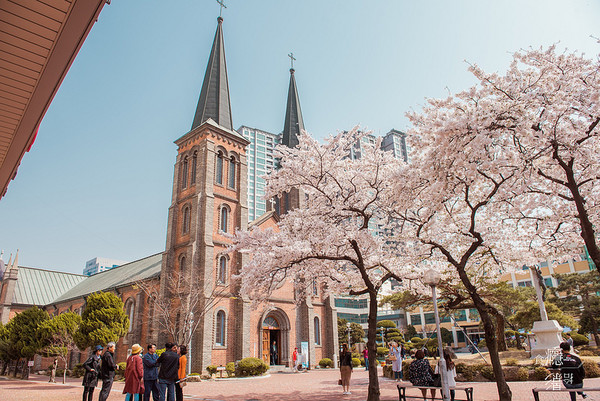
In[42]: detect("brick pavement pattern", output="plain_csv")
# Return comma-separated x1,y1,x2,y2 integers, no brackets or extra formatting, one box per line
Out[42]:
1,370,600,400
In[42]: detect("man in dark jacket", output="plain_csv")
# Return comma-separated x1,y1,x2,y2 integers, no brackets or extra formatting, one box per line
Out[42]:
551,342,587,401
143,343,160,401
157,343,179,401
99,342,118,401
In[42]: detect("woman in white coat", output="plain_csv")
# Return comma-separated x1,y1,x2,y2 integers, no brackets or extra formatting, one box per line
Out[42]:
389,342,403,381
435,349,457,401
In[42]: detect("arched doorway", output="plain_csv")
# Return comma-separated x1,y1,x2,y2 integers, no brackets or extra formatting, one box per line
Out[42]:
260,309,290,366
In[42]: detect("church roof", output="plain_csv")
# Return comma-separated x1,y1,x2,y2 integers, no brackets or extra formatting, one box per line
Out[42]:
52,253,162,304
281,68,305,148
12,267,86,306
191,17,234,132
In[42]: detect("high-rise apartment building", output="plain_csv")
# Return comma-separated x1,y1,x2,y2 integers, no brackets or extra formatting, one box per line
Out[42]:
83,257,127,276
237,126,279,222
381,129,409,162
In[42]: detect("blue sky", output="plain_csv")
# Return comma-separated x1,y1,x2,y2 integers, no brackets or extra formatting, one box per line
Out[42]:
1,0,598,274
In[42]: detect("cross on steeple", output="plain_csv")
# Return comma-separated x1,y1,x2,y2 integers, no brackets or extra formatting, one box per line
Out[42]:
216,0,227,17
288,52,296,70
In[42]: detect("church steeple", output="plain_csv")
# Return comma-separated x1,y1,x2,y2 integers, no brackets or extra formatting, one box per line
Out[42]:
281,55,305,148
191,17,233,131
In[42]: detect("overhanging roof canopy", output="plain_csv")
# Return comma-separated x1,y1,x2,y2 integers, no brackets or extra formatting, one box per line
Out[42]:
0,0,108,199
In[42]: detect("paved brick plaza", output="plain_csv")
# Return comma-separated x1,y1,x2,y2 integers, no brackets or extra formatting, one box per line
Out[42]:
1,369,599,401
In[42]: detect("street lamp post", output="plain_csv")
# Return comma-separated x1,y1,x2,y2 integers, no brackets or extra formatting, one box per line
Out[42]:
423,269,450,401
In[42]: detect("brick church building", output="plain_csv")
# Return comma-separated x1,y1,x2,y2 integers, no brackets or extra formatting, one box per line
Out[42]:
0,16,339,373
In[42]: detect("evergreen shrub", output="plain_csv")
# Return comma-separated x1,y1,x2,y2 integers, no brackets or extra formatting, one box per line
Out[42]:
235,357,268,377
318,358,333,368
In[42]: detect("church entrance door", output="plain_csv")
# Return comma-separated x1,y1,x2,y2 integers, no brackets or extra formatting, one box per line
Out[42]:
262,315,282,365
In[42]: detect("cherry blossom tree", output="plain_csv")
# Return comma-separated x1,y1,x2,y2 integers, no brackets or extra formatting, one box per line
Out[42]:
391,78,538,400
232,128,405,401
468,46,600,268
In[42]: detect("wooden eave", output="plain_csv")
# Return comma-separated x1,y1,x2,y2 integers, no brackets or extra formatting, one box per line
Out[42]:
0,0,108,199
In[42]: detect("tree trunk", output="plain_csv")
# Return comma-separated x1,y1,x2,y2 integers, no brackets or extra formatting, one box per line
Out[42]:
588,312,600,347
12,358,19,377
366,289,381,401
478,306,512,401
495,314,508,352
22,360,29,380
554,150,600,270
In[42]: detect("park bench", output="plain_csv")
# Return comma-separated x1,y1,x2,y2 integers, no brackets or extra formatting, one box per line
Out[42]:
532,386,600,401
397,383,473,401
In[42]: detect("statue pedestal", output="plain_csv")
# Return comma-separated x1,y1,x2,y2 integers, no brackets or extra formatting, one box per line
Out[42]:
530,320,563,359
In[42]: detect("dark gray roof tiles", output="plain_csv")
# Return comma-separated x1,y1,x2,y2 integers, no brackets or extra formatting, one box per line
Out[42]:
281,68,305,149
191,17,234,132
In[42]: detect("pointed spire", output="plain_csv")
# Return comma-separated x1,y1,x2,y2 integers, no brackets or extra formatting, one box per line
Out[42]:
281,65,305,148
191,17,233,131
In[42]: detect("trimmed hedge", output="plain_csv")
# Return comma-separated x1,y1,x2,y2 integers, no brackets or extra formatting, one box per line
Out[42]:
319,358,333,368
226,362,235,376
206,365,218,375
352,357,361,368
235,357,268,377
533,366,550,381
569,332,589,346
583,360,600,378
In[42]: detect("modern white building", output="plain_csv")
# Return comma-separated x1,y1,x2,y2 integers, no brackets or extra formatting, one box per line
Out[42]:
83,257,128,276
237,126,280,222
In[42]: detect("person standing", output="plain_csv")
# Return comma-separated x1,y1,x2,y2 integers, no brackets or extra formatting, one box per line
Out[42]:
339,343,353,395
409,349,435,401
175,345,187,401
292,347,298,372
270,341,278,365
551,342,587,401
435,349,457,401
157,343,179,401
566,333,574,349
49,358,58,383
123,344,145,401
143,344,160,401
362,347,368,371
82,345,103,401
389,342,402,381
99,342,118,401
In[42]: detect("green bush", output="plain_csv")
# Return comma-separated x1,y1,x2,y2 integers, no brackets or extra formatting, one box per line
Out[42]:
226,362,235,377
579,350,596,356
71,363,85,378
455,363,478,381
583,360,600,378
402,360,411,379
480,365,495,381
377,320,396,328
410,337,422,343
318,358,333,368
377,347,388,357
156,348,166,357
517,367,529,381
570,332,589,346
352,357,361,367
235,357,268,377
533,366,550,381
504,358,518,366
351,352,360,360
206,365,218,375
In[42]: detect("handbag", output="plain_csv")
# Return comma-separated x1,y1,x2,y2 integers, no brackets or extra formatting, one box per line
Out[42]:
389,355,397,361
338,378,342,385
432,373,442,387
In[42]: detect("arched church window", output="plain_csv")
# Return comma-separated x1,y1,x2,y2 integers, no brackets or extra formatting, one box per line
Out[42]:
314,316,320,345
228,156,236,189
191,152,197,185
217,256,227,284
181,156,189,189
125,298,135,333
262,316,279,329
220,206,229,233
182,205,191,234
215,310,226,346
216,151,224,185
180,255,186,275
